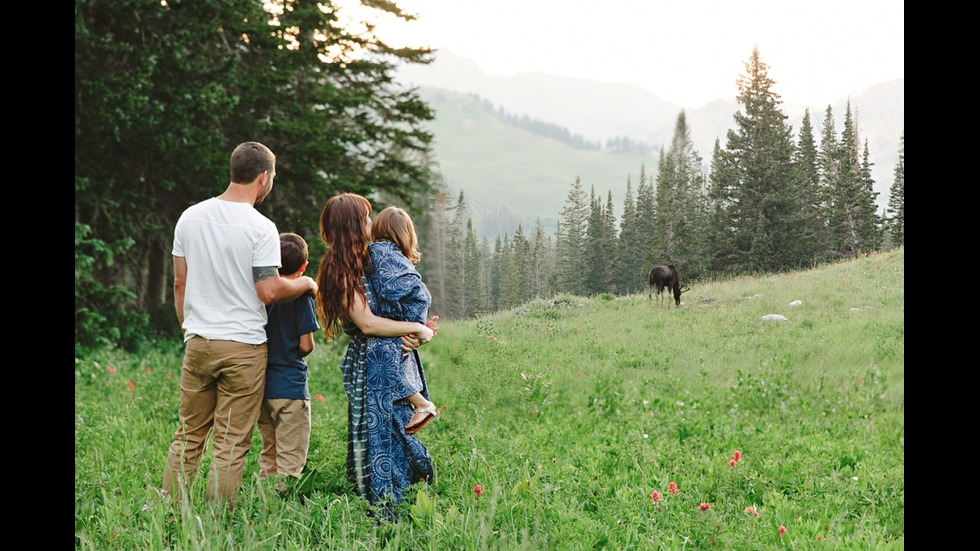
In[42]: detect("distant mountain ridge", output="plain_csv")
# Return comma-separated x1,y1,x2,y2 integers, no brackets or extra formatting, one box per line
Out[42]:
396,50,904,237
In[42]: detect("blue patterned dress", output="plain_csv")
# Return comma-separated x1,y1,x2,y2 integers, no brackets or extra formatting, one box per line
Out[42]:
339,242,434,519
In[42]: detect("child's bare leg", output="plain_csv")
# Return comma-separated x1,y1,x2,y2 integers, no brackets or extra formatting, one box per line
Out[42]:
406,392,429,410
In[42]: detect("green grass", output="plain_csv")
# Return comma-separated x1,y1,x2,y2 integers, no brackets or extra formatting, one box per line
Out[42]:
75,248,904,549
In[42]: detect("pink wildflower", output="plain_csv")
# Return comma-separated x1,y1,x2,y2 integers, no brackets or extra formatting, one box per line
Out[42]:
699,502,711,511
314,394,326,402
668,481,679,495
729,459,737,467
779,525,787,537
733,449,742,462
126,381,135,392
650,490,661,502
425,315,440,336
107,366,117,375
474,484,483,497
744,506,759,517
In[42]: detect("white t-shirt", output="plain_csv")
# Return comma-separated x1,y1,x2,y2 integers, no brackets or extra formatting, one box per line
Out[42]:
172,197,281,344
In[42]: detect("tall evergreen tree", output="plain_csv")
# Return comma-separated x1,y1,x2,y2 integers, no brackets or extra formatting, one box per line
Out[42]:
584,187,606,295
488,235,504,311
652,111,706,277
602,190,619,293
859,139,883,253
634,164,658,283
457,219,486,318
614,176,639,294
512,225,534,306
419,176,452,316
75,0,435,314
886,131,905,247
706,138,739,272
792,109,829,265
444,191,468,318
826,101,869,259
719,47,799,272
554,176,589,295
530,218,555,299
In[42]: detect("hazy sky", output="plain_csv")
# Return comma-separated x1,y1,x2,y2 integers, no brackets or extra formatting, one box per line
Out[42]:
377,0,904,109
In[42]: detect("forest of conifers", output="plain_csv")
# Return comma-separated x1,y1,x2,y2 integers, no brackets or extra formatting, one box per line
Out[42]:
74,1,905,352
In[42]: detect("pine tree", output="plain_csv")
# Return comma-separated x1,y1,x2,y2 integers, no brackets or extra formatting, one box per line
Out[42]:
886,132,905,247
614,176,639,294
792,109,829,265
826,101,868,259
859,139,883,253
706,139,739,272
653,111,706,277
444,192,468,318
529,218,554,299
459,219,486,317
554,176,589,295
500,226,532,309
418,174,451,316
488,235,504,311
584,187,606,295
602,190,619,293
634,164,658,282
716,47,798,272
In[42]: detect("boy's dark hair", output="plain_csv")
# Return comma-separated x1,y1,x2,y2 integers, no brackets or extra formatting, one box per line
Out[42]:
280,233,308,276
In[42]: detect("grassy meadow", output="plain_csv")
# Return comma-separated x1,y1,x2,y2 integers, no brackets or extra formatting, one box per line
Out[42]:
75,248,904,550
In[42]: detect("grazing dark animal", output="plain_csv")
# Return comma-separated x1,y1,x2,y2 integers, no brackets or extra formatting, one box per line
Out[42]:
647,265,690,308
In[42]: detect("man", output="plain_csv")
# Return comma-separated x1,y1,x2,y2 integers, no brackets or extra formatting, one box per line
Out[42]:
162,141,318,506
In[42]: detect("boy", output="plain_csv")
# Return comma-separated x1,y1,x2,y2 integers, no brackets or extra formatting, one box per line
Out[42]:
257,233,320,490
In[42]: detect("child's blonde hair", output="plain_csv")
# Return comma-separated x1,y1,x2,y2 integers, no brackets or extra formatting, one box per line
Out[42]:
372,206,421,263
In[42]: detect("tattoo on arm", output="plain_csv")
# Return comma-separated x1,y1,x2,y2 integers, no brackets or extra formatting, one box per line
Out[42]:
253,266,279,283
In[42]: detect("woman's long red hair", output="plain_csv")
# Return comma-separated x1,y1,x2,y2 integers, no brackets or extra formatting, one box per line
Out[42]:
316,193,372,340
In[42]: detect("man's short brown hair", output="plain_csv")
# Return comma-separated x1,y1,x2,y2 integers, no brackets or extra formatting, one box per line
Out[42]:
230,141,275,184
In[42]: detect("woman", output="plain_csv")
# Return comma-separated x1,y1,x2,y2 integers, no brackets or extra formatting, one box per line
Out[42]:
315,193,435,519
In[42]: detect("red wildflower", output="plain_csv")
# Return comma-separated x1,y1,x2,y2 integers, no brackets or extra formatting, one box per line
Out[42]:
778,525,787,537
668,481,679,495
729,459,737,467
576,371,582,377
146,368,152,374
107,366,117,375
650,490,661,502
474,484,483,497
733,449,742,462
699,502,711,511
314,394,326,402
126,381,135,391
744,506,759,517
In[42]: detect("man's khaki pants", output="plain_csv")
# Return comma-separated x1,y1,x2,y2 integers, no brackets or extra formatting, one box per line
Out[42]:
162,337,267,504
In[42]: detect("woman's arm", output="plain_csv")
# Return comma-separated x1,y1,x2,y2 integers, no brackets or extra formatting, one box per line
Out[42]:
348,291,434,341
